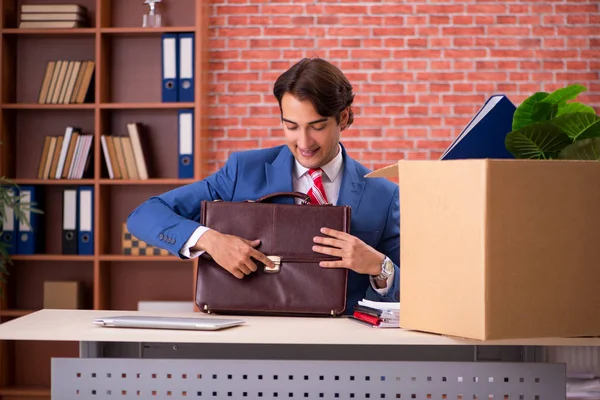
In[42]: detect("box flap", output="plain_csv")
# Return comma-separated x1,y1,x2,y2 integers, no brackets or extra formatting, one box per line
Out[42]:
365,163,398,178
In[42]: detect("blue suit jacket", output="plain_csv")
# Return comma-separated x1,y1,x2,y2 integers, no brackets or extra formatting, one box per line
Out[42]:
127,144,400,313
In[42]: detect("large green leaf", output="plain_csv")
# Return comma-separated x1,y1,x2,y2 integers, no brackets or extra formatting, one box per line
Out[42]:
540,84,587,105
505,121,572,159
558,137,600,160
551,113,600,141
512,92,548,131
556,102,596,117
532,101,558,123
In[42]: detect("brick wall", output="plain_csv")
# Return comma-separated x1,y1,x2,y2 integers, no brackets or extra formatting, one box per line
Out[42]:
207,0,600,173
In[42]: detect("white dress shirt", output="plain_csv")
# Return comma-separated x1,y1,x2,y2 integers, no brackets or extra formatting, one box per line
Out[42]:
179,145,393,294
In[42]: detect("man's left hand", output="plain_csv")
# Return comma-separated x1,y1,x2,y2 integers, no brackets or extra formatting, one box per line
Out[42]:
313,227,384,276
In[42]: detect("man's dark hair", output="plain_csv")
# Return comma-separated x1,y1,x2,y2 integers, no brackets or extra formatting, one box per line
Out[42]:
273,57,355,130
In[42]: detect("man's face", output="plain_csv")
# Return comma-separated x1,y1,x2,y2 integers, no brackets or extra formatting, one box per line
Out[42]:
281,93,347,169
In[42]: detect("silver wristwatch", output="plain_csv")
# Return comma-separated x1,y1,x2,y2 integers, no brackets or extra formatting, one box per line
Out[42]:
374,256,393,281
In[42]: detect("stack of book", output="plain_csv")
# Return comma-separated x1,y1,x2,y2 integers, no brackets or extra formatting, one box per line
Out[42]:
19,4,88,29
36,126,93,180
38,60,95,104
351,299,400,328
101,123,150,180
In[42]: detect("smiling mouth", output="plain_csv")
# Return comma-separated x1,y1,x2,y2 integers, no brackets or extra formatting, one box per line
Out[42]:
299,147,320,157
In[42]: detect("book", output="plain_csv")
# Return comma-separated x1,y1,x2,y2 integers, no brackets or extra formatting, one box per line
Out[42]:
440,94,517,160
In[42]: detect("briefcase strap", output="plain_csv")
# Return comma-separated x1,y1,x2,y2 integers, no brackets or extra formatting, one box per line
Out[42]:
252,191,311,205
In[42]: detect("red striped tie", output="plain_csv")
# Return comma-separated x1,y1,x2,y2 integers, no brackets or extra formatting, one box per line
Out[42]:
307,168,329,205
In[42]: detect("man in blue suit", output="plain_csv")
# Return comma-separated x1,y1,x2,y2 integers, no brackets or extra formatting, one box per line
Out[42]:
127,57,400,313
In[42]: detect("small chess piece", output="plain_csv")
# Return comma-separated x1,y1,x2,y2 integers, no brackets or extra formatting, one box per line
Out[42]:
143,0,162,27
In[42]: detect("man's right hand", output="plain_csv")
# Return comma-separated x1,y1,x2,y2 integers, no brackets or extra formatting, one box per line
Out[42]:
193,230,273,279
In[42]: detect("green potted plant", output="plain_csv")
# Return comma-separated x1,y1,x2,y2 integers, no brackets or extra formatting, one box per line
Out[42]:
505,84,600,160
0,179,43,294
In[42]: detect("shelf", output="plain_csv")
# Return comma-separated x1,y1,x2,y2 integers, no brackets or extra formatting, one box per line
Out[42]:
100,102,195,109
100,27,196,35
99,178,195,185
1,103,95,110
2,28,95,36
100,255,190,262
12,179,95,185
0,309,33,317
1,103,195,110
0,386,50,397
11,255,94,262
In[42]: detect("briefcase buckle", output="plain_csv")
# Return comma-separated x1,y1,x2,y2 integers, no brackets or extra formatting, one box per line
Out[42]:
265,256,281,273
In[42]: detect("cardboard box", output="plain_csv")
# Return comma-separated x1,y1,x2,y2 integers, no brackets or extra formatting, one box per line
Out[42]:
368,159,600,340
43,281,84,309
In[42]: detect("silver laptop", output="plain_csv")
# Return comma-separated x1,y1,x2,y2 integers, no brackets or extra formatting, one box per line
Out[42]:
93,315,245,331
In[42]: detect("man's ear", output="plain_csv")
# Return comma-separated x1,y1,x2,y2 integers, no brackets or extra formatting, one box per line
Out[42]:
339,107,350,131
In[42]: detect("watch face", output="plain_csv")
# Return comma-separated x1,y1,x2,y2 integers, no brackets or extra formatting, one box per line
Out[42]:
383,258,394,274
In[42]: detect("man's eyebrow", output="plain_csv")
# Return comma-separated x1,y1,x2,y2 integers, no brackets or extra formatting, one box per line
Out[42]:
282,118,328,125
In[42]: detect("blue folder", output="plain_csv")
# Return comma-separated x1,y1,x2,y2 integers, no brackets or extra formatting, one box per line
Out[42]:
440,95,516,160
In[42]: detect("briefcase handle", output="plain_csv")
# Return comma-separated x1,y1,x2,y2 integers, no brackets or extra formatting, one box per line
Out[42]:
252,191,311,205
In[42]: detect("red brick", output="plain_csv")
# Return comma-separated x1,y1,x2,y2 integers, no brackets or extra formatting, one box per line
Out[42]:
430,15,450,24
519,38,542,48
339,16,360,25
488,26,530,36
452,15,472,25
415,5,464,14
363,16,383,25
509,5,530,13
556,4,599,13
324,5,368,14
371,140,415,150
536,50,578,59
264,27,306,36
407,38,428,47
261,5,303,14
371,5,414,14
373,27,416,36
407,16,427,26
215,5,259,15
317,16,339,24
497,16,517,24
544,38,565,48
518,16,540,25
442,27,485,36
384,16,404,25
566,61,589,70
475,16,495,25
219,27,261,37
330,27,372,36
227,16,248,25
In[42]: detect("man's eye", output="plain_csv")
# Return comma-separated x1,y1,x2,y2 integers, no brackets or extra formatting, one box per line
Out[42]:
285,125,298,131
312,125,326,131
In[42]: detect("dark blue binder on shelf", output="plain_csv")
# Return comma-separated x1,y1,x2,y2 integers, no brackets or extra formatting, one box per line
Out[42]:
0,186,18,255
77,186,94,255
178,32,195,102
178,109,194,179
161,33,179,102
440,95,517,160
16,185,42,255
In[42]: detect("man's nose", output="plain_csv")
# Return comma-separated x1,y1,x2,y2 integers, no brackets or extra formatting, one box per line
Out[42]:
297,129,313,148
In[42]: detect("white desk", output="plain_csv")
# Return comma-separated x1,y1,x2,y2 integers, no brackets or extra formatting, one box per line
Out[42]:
2,309,597,399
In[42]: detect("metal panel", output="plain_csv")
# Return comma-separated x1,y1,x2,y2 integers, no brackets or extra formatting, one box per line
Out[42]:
52,358,566,399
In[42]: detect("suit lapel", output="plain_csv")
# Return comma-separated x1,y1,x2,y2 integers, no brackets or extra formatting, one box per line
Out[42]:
337,144,365,212
264,146,295,204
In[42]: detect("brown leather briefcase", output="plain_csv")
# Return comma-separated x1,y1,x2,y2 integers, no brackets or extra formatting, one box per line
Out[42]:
195,192,351,316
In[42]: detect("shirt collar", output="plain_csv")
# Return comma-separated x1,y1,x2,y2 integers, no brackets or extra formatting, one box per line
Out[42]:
294,144,343,182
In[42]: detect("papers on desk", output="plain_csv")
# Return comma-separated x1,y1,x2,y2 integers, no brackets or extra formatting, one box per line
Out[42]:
351,299,400,328
567,378,600,399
